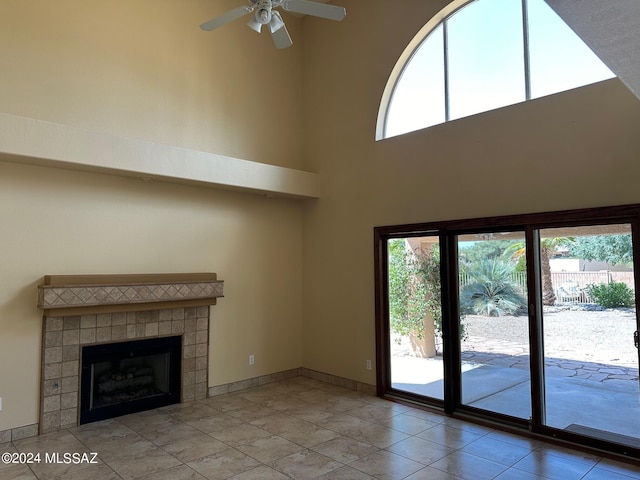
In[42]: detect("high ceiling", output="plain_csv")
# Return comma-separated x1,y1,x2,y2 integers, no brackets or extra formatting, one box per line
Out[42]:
544,0,640,100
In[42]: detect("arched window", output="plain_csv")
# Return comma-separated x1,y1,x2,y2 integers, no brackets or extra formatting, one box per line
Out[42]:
377,0,616,140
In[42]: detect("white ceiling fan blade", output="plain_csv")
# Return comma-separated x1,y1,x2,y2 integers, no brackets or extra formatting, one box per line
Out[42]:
271,23,293,49
281,0,346,21
200,5,254,31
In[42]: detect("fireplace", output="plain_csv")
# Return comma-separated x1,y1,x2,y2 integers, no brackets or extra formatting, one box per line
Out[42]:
80,336,181,424
37,273,224,434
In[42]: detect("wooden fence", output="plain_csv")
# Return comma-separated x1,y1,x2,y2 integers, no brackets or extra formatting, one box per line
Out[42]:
459,271,634,304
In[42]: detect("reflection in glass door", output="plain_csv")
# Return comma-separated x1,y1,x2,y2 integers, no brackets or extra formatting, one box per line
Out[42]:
457,232,531,419
539,225,640,448
388,236,444,400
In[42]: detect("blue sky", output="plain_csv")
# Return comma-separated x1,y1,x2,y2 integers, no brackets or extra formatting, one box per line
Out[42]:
385,0,615,137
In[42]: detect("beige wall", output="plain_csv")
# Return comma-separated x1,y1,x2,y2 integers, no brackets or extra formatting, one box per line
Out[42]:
0,0,304,432
1,0,639,433
0,0,302,169
300,0,640,384
0,162,303,431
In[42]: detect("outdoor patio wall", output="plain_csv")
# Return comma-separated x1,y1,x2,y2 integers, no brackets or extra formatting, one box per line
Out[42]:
300,0,640,386
0,1,304,433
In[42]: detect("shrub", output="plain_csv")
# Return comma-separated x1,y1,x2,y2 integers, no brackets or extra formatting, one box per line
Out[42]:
388,239,429,339
460,259,527,317
586,282,635,308
418,246,442,338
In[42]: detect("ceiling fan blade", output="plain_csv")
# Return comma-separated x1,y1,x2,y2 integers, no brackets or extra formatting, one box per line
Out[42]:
281,0,346,21
200,5,254,31
271,23,293,49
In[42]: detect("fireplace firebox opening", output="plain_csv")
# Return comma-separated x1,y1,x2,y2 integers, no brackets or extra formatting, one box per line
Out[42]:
80,336,181,424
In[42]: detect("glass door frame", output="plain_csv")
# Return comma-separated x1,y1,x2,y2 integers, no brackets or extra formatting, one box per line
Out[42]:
531,219,640,451
374,228,447,411
447,226,533,427
375,203,640,459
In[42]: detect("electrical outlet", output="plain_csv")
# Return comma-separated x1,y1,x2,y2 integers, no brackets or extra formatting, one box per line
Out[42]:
366,360,372,370
249,355,255,365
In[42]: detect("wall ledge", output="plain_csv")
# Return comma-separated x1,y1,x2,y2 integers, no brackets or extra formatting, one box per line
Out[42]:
0,113,320,199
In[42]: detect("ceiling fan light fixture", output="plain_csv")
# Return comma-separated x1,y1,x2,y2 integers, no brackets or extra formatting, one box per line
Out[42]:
200,0,346,49
269,11,285,33
247,7,272,32
246,16,263,32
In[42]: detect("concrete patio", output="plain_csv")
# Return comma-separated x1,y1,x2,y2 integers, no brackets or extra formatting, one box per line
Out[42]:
391,308,640,448
392,354,640,447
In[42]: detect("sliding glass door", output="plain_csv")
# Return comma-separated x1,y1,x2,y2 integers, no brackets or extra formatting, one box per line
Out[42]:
376,204,640,458
538,224,640,449
387,235,444,401
457,232,531,419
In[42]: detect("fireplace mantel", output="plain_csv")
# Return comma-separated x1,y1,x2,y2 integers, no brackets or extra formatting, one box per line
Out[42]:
38,273,224,316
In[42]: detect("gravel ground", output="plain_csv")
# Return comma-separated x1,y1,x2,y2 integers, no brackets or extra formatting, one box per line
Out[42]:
462,306,639,368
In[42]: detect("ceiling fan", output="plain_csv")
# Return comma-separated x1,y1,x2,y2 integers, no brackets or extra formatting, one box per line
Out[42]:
200,0,346,49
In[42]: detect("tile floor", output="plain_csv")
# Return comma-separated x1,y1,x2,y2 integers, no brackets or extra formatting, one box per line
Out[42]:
2,376,640,480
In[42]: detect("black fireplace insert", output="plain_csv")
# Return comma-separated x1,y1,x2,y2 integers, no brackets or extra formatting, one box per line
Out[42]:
80,336,181,424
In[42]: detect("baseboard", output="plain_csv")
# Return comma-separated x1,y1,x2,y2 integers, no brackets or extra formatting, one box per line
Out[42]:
208,367,376,397
208,368,303,396
0,423,39,444
300,368,377,396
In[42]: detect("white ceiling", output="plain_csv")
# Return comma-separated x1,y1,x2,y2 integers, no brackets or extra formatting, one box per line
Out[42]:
543,0,640,100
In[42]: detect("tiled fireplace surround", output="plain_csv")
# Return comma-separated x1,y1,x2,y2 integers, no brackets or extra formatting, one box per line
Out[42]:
36,273,224,435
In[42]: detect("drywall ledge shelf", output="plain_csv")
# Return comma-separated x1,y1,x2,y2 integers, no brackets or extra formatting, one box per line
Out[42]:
0,113,320,199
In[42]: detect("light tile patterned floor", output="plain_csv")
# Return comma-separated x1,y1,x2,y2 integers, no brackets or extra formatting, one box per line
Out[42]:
2,377,640,479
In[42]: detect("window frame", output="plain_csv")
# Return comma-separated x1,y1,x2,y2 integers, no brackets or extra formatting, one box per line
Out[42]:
374,203,640,459
376,0,614,140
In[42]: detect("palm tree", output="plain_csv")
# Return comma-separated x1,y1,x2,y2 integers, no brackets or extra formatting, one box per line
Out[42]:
507,237,574,306
460,259,527,316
